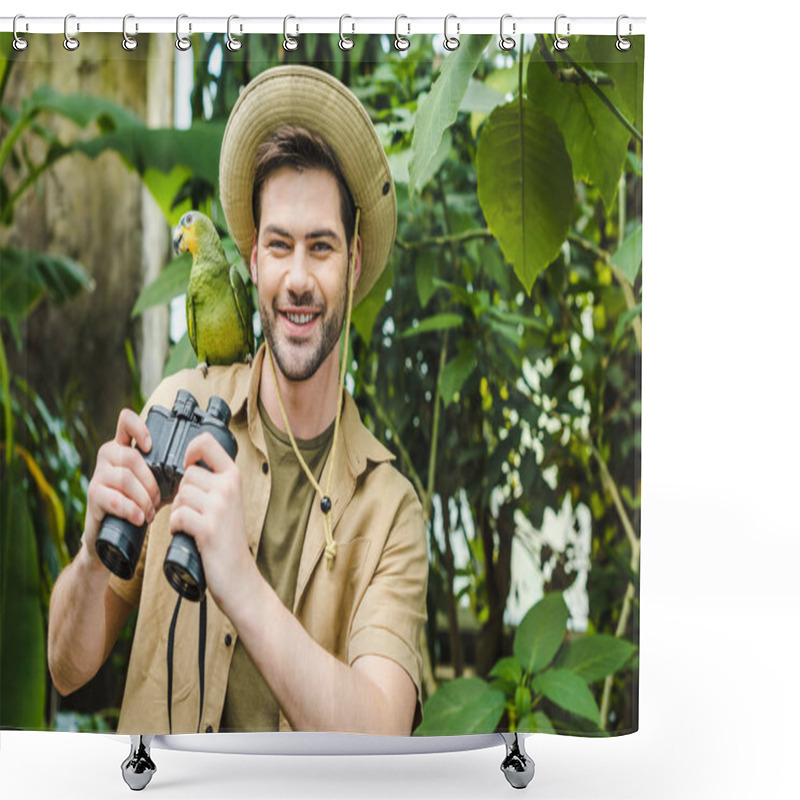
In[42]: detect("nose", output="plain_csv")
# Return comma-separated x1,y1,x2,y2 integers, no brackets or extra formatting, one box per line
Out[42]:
284,247,315,297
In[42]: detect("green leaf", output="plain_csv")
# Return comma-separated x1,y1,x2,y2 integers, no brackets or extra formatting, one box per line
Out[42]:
71,121,226,190
513,592,569,674
131,255,192,318
409,34,491,196
531,668,600,725
398,312,463,339
23,84,143,130
528,38,638,209
460,78,508,113
518,711,556,734
489,656,524,687
439,346,478,407
0,246,94,325
0,458,46,728
611,224,643,284
414,677,506,736
613,303,642,343
351,261,393,344
141,165,194,226
586,36,645,129
163,332,198,377
514,685,532,717
477,101,573,294
555,634,636,683
415,250,440,309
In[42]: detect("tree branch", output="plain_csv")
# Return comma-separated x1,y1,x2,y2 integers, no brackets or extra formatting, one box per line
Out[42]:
395,228,495,252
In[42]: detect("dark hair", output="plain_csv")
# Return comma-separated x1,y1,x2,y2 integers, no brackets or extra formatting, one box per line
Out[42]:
251,125,356,247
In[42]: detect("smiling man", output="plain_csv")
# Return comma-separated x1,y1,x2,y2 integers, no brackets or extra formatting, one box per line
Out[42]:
47,66,428,737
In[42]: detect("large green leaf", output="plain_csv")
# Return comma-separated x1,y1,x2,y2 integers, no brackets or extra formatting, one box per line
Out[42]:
71,121,226,189
611,224,643,284
513,592,569,674
409,35,491,196
0,458,47,729
586,36,645,129
531,668,601,725
477,101,573,294
130,255,192,318
555,634,636,683
351,261,394,344
164,332,198,377
398,312,464,339
439,344,478,407
528,37,638,209
414,677,506,736
22,84,143,130
0,246,94,341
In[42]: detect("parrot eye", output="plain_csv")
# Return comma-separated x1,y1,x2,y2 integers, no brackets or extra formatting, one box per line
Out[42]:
184,213,194,226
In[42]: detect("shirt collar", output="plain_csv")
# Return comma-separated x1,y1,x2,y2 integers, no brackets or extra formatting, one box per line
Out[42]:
242,342,394,476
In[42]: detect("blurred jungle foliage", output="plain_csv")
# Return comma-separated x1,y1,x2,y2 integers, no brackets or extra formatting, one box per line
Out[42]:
0,31,642,736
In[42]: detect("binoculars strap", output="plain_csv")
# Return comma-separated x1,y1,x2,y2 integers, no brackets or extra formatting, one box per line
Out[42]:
166,594,208,734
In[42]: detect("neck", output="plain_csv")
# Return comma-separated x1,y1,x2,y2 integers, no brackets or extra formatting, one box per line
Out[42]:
259,345,341,440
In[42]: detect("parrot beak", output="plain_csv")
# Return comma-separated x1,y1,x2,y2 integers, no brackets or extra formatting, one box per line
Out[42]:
173,225,188,257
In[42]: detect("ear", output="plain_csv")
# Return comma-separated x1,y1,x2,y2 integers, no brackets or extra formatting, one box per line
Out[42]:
249,229,258,284
352,235,363,287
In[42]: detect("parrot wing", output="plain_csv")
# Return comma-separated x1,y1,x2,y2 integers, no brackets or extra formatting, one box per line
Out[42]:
229,265,255,357
186,290,198,356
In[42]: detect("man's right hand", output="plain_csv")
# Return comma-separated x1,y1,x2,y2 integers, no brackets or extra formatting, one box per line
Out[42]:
82,408,161,564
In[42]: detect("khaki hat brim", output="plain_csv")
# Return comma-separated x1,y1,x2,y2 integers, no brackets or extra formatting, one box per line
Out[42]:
219,65,397,307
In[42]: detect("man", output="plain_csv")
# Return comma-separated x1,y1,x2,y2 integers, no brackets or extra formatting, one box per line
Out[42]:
48,66,428,736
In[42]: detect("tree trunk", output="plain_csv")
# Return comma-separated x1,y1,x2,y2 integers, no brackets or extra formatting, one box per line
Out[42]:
4,34,174,439
476,503,515,676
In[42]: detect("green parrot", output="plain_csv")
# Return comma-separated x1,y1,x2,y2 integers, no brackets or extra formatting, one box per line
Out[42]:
173,211,255,375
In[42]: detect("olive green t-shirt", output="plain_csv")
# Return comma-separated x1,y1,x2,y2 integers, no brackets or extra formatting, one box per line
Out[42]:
219,401,334,732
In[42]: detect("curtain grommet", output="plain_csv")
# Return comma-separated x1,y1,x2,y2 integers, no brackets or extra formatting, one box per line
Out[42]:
443,14,460,51
63,14,80,51
554,14,570,51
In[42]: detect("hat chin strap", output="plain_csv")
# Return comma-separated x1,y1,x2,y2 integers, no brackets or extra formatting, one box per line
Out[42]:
265,208,361,570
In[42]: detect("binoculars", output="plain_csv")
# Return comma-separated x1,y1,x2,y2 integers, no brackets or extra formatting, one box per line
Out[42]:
94,390,238,602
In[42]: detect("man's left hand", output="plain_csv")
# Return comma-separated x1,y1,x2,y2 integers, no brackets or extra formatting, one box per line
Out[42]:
169,433,256,614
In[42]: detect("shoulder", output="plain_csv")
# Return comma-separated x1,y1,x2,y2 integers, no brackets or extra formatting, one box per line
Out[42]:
145,363,251,417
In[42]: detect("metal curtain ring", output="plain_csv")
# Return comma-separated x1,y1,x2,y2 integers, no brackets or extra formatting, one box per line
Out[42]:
175,14,192,51
226,15,242,51
443,14,460,51
616,15,632,51
499,14,515,51
394,15,410,51
64,14,80,51
339,15,354,51
12,14,28,51
122,14,138,51
283,16,298,51
554,14,570,51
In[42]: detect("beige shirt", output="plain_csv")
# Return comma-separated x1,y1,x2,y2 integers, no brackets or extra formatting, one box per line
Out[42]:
110,344,428,734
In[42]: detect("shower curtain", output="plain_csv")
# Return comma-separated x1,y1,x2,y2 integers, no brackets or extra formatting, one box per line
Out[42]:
0,23,643,741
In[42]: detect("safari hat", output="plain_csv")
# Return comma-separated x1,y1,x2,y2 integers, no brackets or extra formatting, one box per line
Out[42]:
219,65,396,307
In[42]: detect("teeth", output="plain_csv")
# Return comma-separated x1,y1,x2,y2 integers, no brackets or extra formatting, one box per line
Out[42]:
286,312,315,325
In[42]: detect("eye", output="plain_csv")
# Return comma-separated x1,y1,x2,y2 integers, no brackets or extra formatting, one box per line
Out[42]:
183,212,193,226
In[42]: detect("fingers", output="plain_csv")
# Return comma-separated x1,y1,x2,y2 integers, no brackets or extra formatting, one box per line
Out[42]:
115,408,152,452
183,433,235,473
84,409,161,550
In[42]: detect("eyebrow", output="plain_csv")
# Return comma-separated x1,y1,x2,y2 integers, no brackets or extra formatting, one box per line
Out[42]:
261,225,342,245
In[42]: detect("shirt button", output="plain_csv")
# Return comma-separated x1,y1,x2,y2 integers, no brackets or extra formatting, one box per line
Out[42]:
205,725,213,733
225,634,233,646
261,461,269,474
